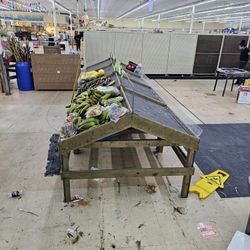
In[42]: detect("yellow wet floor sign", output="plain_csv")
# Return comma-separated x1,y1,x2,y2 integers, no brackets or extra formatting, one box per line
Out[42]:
189,170,230,200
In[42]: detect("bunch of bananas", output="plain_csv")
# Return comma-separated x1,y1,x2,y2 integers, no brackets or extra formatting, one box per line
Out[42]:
79,69,105,82
77,117,100,132
65,85,125,135
99,110,110,124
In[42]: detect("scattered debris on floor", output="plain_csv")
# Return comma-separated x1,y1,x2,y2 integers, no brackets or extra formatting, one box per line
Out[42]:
228,112,234,115
138,224,144,229
197,223,219,239
112,209,121,219
9,190,23,199
71,195,90,206
235,186,240,196
67,227,80,244
134,201,141,207
79,231,84,237
136,240,141,250
174,206,187,215
111,243,116,248
144,184,157,194
18,208,39,217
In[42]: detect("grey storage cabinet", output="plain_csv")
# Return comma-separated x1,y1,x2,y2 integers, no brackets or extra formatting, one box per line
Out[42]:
167,33,197,74
142,33,170,74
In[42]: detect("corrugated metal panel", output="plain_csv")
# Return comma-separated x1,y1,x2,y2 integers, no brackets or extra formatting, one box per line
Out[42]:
141,33,170,74
85,31,115,67
167,34,198,74
114,32,143,64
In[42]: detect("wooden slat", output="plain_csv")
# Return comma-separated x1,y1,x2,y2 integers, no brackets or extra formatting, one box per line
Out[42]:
82,139,174,148
123,86,166,107
62,153,71,202
58,114,133,154
61,167,195,179
115,71,133,113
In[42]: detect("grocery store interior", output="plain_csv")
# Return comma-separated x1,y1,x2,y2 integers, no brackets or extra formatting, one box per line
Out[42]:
1,0,250,249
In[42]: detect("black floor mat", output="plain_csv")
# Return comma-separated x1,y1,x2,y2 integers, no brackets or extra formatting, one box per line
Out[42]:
195,124,250,198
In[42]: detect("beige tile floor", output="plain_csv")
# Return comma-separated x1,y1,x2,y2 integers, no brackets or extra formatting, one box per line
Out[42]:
0,79,249,250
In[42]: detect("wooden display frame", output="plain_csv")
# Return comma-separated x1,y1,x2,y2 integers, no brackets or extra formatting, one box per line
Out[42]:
58,59,200,202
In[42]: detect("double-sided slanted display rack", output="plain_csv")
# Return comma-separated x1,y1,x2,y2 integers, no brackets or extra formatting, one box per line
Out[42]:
58,58,200,202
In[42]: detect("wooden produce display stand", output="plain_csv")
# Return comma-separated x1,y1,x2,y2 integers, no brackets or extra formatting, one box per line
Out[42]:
31,54,80,90
58,58,200,202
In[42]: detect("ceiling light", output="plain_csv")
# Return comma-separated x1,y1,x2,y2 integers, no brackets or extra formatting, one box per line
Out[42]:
117,1,149,20
136,0,219,20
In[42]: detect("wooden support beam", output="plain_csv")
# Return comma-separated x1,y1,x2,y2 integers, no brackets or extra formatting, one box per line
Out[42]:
62,153,71,202
181,149,196,198
82,139,173,148
61,167,195,180
123,86,167,107
115,72,133,113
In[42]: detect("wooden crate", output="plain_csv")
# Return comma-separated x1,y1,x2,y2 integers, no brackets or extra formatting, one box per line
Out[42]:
31,54,80,90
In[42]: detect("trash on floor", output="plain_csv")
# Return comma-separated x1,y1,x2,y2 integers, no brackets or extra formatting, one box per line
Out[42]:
67,227,80,244
71,195,90,206
112,209,121,219
145,184,157,194
197,223,219,239
18,208,39,217
9,190,23,199
134,201,141,207
174,206,187,215
138,224,144,229
189,170,230,200
136,240,141,250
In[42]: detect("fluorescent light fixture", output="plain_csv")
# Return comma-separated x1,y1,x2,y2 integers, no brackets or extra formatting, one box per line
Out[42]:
136,0,219,20
117,1,149,20
97,0,101,19
48,0,71,13
196,3,250,15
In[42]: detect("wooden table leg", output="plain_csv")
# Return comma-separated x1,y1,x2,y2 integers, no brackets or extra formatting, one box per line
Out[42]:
222,78,228,96
181,149,195,198
62,153,71,202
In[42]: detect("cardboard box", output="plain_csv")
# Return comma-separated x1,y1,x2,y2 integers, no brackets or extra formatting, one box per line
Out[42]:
237,86,250,104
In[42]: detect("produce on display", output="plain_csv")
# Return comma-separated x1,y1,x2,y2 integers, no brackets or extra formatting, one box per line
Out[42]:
5,37,31,62
60,70,128,138
77,68,115,95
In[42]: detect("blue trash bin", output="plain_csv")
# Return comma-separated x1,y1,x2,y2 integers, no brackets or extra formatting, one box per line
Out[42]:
15,62,34,91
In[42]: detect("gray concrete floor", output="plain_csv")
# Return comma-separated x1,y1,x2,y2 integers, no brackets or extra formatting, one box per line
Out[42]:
0,79,249,250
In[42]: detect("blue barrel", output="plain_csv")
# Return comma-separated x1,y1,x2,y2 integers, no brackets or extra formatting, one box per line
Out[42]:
15,62,34,91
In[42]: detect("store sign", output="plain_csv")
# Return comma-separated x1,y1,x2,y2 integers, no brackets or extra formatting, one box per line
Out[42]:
0,11,44,22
